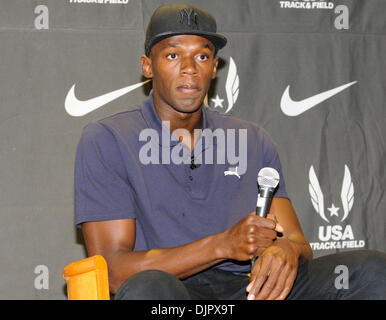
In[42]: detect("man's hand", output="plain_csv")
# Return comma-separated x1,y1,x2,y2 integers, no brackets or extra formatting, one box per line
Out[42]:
246,238,299,300
220,212,284,261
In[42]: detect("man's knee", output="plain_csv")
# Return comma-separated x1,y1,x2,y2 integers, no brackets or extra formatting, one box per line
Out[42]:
351,250,386,275
339,250,386,299
115,270,191,300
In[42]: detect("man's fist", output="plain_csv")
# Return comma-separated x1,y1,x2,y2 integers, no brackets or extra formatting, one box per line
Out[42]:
219,212,283,261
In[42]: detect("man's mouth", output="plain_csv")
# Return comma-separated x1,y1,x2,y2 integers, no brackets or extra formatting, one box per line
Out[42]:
176,84,201,94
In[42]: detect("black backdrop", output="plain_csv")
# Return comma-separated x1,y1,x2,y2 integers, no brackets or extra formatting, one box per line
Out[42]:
0,0,384,299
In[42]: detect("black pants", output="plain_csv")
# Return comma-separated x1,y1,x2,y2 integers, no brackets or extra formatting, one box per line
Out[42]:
114,250,386,300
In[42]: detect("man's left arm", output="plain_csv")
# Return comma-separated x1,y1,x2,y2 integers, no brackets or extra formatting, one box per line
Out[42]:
246,197,313,300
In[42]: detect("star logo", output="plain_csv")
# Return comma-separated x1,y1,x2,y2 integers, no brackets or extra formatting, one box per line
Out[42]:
211,94,224,108
327,203,340,217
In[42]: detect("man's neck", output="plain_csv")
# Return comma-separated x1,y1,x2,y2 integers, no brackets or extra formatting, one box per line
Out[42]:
153,97,203,152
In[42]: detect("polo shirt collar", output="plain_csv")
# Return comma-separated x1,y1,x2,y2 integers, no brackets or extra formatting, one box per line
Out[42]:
141,91,215,149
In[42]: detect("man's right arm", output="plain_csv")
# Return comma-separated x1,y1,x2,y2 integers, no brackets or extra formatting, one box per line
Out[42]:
82,213,279,294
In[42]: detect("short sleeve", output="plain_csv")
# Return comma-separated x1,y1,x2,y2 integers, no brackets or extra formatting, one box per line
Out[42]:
260,129,289,200
74,122,136,227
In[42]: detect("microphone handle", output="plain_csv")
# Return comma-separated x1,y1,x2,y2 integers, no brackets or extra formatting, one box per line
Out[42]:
251,187,275,269
255,187,275,217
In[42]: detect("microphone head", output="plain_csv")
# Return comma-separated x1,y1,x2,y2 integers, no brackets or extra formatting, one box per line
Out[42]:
257,167,280,189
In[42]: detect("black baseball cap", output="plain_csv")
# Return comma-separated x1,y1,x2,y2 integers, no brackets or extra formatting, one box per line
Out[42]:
145,4,227,56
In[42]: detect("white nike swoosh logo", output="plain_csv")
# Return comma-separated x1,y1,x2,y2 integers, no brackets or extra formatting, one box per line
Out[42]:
65,80,151,117
280,81,357,116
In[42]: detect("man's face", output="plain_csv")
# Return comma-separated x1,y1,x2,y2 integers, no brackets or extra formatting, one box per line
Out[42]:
141,34,219,114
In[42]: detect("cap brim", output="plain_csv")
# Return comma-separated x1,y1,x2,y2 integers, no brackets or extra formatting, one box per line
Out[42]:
146,30,227,56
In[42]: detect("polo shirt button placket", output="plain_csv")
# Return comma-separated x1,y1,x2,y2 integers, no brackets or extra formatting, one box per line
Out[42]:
188,154,195,181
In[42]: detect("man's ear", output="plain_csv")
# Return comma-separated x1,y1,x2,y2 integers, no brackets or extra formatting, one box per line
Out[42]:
211,56,219,79
141,55,153,79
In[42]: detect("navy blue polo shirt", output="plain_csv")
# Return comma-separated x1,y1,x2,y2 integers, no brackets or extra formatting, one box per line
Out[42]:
74,93,289,274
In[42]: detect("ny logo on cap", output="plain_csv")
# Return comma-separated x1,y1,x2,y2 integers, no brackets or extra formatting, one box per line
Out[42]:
178,8,198,28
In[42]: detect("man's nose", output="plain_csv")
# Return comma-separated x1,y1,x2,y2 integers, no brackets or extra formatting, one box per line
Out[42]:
180,57,198,75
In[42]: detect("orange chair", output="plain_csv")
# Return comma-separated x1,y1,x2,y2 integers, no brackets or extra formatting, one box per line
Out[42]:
63,255,110,300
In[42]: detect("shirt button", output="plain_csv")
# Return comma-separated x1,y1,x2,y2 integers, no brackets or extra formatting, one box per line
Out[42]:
189,175,193,181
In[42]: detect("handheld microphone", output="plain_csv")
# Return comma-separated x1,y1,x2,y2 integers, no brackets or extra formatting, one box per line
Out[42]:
251,167,280,269
255,167,280,217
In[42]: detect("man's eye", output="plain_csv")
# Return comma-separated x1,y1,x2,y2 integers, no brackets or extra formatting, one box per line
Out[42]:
197,54,208,61
167,53,178,60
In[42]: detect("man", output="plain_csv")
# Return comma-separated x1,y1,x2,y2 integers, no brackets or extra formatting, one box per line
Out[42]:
74,4,386,300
